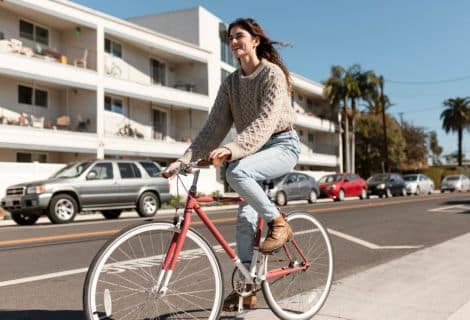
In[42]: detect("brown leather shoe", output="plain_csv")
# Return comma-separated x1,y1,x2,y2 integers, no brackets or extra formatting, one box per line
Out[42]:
259,214,292,253
222,284,257,312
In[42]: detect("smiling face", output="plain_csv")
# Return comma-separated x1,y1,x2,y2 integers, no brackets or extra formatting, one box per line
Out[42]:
228,25,259,59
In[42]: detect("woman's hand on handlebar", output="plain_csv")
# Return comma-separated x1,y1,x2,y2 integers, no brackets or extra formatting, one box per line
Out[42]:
163,160,182,179
209,147,231,167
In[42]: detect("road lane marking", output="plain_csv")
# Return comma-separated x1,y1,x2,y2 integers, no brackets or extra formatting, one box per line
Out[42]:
0,227,422,288
0,195,447,247
0,217,237,247
428,205,470,214
327,229,424,250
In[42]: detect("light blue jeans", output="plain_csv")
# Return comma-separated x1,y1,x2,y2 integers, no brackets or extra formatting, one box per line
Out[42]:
225,131,300,262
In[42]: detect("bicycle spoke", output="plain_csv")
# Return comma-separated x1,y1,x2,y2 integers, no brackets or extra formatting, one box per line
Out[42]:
85,223,222,320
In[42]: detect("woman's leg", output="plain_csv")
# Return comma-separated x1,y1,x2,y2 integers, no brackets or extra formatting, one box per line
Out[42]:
226,144,298,222
236,203,258,263
226,143,298,259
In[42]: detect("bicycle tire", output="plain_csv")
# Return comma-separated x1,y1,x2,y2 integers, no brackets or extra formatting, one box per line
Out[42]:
262,212,334,320
83,221,224,320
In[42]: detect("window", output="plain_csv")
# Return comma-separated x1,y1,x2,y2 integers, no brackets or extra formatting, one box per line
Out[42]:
35,26,49,45
19,20,34,40
105,38,122,58
90,163,113,180
219,22,237,67
221,69,231,82
18,85,48,107
298,174,307,182
19,20,48,45
16,152,32,162
16,152,47,162
38,154,47,163
18,85,33,104
0,32,4,40
34,89,48,108
308,133,314,143
118,163,142,179
139,161,161,177
104,96,123,114
153,108,167,140
286,175,297,184
150,58,166,85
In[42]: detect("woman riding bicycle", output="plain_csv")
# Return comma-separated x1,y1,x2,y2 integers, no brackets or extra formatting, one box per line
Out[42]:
166,17,300,311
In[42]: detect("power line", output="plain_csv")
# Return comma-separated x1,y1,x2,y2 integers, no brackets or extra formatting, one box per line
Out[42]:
385,74,470,85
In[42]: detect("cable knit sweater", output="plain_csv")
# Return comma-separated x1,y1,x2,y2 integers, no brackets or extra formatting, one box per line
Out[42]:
179,59,296,164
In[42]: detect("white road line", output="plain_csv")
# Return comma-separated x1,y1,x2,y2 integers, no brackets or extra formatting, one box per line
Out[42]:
0,243,238,288
327,228,424,250
0,268,89,288
428,205,470,213
0,228,423,288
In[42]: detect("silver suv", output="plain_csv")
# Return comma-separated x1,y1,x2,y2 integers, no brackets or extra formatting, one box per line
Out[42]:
1,160,171,225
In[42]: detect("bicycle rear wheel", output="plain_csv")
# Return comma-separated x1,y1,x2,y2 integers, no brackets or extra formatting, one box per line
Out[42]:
83,222,224,320
262,212,334,320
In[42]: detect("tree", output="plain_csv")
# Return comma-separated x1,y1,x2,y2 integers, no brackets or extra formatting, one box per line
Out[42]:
429,131,443,165
344,65,361,174
324,65,350,172
440,97,470,166
355,112,406,178
400,120,428,170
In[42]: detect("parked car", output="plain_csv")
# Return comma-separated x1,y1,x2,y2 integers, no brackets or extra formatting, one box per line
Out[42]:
403,174,435,195
440,175,470,193
367,173,407,198
266,172,319,206
319,173,368,201
1,159,171,225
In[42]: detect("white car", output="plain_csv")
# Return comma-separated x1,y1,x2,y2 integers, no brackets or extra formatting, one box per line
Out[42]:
404,174,435,195
441,175,470,192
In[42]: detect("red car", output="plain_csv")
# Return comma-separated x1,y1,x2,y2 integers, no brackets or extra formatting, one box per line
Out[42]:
319,173,368,201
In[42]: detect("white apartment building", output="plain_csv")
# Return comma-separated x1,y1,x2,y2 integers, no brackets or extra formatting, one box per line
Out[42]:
0,0,340,197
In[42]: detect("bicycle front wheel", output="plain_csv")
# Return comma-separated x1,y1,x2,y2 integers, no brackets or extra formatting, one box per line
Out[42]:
262,212,334,320
83,222,224,320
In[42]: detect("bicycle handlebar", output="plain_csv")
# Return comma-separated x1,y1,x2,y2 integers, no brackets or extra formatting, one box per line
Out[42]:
162,157,228,179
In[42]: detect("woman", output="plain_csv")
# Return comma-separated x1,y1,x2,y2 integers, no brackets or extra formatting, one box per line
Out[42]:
165,18,300,310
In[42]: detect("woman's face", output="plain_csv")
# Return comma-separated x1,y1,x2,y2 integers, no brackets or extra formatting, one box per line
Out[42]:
228,26,259,59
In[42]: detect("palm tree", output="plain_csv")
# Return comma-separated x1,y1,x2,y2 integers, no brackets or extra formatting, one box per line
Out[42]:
441,97,470,166
344,65,361,174
361,73,393,171
324,65,350,172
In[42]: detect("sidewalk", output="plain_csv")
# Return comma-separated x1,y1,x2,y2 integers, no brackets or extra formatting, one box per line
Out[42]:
242,231,470,320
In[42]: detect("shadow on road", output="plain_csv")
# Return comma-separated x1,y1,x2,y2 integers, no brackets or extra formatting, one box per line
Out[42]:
0,310,84,320
443,199,470,205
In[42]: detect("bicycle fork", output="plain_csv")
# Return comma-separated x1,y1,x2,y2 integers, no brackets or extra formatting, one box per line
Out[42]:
152,210,191,296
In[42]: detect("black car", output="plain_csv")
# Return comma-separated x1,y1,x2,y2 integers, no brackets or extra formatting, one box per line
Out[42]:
266,172,320,206
367,173,407,198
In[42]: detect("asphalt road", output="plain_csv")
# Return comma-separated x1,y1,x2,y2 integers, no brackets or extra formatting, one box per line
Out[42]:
0,192,469,319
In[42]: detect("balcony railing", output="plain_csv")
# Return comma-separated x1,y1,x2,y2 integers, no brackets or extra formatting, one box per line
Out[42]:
0,112,94,134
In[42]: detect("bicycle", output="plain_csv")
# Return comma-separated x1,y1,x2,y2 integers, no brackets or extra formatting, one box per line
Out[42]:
83,160,334,320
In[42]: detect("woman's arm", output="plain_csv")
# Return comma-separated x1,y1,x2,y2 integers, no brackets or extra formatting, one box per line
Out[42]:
178,80,233,164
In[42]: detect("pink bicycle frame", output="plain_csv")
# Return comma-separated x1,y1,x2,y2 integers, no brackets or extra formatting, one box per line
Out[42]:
160,181,310,282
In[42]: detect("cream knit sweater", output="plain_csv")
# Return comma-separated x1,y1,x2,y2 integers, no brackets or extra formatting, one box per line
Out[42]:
179,59,296,164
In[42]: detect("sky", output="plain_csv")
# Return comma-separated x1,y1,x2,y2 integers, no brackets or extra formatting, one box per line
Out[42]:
75,0,470,160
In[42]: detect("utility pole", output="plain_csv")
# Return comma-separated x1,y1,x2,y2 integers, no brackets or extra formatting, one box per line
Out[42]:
380,76,390,172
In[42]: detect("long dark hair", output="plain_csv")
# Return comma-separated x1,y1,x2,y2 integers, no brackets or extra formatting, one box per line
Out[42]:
228,18,292,93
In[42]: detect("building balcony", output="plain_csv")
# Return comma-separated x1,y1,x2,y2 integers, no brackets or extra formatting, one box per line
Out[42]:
103,135,188,159
104,76,211,111
295,113,336,133
299,143,339,168
0,51,98,90
298,152,339,168
0,124,98,153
